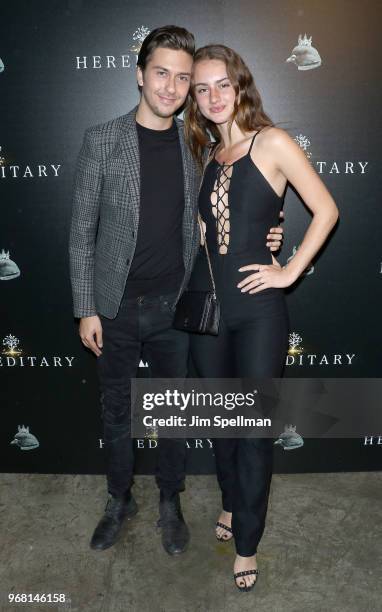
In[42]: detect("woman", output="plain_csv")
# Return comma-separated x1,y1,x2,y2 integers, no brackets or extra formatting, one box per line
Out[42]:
184,45,338,592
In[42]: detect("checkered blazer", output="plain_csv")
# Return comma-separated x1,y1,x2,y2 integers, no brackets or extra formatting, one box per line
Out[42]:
69,107,201,319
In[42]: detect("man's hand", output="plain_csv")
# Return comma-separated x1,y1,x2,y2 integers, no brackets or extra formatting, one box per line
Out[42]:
266,211,284,252
79,315,103,357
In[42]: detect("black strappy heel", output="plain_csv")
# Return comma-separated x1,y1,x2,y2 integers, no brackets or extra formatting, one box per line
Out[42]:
215,520,233,541
233,569,259,592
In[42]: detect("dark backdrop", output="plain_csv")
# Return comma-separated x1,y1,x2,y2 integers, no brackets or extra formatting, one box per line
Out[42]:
1,0,381,475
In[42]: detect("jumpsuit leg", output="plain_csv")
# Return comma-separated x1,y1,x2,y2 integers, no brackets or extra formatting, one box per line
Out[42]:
189,318,237,513
231,315,289,556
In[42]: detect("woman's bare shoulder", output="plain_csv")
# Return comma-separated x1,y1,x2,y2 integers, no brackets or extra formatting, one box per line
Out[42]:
256,127,301,161
258,126,293,145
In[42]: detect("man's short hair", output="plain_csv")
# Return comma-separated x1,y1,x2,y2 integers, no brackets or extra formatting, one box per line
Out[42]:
137,25,195,71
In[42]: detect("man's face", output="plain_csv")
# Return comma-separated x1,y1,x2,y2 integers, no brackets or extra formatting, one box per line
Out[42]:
137,47,193,118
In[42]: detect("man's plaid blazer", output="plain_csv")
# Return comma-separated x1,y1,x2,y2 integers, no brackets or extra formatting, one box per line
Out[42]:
69,106,201,319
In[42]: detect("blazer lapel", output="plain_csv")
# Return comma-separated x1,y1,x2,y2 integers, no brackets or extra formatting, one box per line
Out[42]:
119,106,140,231
176,118,197,268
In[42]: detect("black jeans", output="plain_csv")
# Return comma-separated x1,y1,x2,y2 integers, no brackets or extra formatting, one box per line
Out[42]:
97,291,189,498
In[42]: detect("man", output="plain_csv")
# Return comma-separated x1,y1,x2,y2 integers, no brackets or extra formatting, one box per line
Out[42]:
69,25,283,556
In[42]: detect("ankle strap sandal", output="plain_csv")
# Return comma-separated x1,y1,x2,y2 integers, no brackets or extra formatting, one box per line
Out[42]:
233,569,259,592
215,521,233,541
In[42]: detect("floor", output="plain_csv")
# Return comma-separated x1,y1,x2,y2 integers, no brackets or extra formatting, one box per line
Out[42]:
1,472,381,612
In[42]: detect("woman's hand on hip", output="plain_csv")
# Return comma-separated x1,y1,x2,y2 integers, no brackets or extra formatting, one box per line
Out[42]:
237,258,296,293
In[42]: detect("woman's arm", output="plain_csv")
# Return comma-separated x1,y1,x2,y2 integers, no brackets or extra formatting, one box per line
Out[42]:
238,128,339,293
273,128,339,283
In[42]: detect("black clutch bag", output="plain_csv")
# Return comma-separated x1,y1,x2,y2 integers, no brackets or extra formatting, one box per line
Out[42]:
173,289,220,335
173,215,220,335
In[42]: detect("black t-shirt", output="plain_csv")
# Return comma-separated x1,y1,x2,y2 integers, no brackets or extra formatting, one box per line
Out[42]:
124,120,185,298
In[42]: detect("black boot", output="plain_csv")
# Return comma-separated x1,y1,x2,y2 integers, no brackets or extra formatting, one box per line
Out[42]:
157,491,190,555
90,491,138,551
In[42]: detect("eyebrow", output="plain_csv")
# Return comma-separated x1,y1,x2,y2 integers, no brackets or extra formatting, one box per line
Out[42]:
151,65,191,76
194,76,230,87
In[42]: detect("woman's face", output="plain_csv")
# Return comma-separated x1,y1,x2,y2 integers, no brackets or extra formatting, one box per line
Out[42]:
193,59,236,125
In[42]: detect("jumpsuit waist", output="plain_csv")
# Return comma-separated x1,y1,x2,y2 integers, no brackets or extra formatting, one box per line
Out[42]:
189,247,285,303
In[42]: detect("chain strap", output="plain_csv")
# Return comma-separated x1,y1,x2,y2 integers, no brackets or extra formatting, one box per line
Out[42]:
197,144,218,298
197,214,216,296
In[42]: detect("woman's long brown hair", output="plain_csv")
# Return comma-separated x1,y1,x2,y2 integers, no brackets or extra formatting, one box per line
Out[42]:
184,44,274,169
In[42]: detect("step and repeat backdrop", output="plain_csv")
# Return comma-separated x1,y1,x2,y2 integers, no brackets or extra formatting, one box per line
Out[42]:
1,0,381,476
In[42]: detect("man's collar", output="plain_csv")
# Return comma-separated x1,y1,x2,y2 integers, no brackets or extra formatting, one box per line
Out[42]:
122,105,184,133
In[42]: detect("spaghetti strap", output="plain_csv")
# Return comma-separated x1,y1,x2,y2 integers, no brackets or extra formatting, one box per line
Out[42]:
248,128,263,155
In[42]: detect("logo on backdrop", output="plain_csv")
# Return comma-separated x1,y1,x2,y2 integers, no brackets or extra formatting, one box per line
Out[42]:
1,334,75,367
75,25,151,70
130,26,151,55
286,246,314,276
0,57,4,73
294,134,368,175
274,424,304,450
286,332,356,367
363,436,382,446
10,425,40,451
286,34,322,71
98,438,213,450
294,134,312,159
0,250,20,280
0,145,61,179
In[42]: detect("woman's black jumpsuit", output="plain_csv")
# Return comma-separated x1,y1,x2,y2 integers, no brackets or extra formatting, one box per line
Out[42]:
188,130,289,556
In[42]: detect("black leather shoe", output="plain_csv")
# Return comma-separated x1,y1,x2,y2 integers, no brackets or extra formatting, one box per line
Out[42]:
90,492,138,551
157,492,190,555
